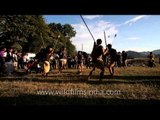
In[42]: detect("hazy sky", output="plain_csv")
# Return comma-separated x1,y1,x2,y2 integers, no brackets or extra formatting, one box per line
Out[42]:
44,15,160,53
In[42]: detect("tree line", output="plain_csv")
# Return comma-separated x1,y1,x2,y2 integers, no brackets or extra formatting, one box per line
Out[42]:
0,15,77,56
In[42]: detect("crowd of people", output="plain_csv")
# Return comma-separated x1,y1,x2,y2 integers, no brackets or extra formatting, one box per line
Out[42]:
0,47,32,76
0,45,90,77
87,39,159,80
0,40,159,80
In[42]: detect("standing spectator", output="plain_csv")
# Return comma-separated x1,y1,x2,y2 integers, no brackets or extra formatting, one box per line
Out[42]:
5,47,14,75
22,52,29,69
0,47,7,74
147,52,155,67
116,52,121,67
74,55,78,69
77,51,84,75
12,50,18,70
86,55,92,69
58,46,67,73
17,52,22,69
122,51,127,67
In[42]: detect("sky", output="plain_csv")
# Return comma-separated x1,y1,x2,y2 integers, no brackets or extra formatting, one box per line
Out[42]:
44,15,160,53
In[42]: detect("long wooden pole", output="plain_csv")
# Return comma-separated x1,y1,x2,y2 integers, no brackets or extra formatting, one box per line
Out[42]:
80,15,96,42
40,32,45,48
104,31,107,47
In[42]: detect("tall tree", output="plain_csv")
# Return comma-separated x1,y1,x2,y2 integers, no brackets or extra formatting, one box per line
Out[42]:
48,23,76,56
0,16,77,56
0,15,57,53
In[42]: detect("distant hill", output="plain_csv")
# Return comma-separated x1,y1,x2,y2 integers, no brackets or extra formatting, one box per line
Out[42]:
126,49,160,59
140,49,160,55
140,51,150,55
152,49,160,55
126,51,146,59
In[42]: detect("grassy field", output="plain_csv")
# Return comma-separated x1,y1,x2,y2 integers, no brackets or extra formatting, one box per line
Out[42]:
0,64,160,105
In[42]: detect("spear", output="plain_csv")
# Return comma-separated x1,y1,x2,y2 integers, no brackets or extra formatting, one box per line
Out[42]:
53,35,60,50
80,15,95,43
40,32,45,48
112,34,117,45
114,34,117,38
80,15,97,58
104,31,107,47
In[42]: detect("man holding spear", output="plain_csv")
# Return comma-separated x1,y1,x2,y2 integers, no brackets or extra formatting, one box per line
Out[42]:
103,31,108,66
80,15,108,81
88,39,108,81
103,31,117,76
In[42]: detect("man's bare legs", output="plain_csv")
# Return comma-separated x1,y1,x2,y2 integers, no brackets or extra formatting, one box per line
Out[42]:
88,67,95,79
108,62,115,76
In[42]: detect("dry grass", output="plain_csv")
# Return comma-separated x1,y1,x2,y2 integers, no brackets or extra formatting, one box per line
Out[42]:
0,64,160,105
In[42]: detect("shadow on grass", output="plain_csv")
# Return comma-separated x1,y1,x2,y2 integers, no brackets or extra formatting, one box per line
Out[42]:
31,74,160,80
0,74,160,85
0,94,160,106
